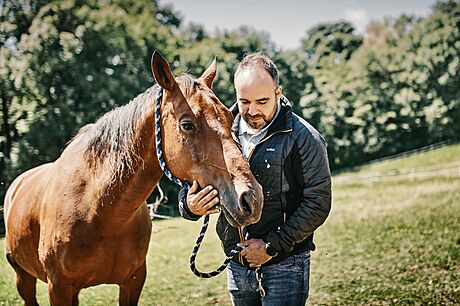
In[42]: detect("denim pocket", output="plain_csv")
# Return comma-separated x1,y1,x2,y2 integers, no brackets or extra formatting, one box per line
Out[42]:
270,255,302,272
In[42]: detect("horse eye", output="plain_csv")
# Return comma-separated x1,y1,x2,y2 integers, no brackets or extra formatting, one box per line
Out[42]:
180,120,196,133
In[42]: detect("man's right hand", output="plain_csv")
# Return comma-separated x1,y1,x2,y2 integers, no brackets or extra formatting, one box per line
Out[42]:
187,180,221,216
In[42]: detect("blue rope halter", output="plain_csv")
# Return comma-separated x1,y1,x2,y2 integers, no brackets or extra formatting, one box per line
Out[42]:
154,87,244,278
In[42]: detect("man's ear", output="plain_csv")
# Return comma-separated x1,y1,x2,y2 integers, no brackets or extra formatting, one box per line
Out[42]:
151,50,177,91
199,57,217,89
275,85,282,100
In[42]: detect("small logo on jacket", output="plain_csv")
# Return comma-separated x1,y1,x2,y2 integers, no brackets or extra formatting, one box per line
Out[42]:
266,148,275,152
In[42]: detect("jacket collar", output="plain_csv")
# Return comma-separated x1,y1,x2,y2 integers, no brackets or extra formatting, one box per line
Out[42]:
230,95,293,140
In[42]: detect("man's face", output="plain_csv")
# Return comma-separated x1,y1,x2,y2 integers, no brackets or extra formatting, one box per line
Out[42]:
235,68,282,130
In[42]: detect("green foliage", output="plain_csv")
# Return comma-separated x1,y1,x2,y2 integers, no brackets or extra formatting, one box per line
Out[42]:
175,25,277,107
0,0,178,199
297,1,459,169
13,0,176,162
299,21,364,167
0,0,50,201
301,21,363,67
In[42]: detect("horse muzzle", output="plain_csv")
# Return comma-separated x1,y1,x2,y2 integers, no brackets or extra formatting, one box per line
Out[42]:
220,181,263,227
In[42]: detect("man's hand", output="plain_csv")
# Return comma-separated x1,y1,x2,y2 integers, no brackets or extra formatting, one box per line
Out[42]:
239,239,272,268
187,180,220,216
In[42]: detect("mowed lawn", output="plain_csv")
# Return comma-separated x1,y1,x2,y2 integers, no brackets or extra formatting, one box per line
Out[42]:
1,144,459,305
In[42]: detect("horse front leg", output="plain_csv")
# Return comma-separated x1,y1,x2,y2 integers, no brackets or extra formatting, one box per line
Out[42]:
72,290,81,306
118,262,147,306
47,277,75,306
16,271,39,306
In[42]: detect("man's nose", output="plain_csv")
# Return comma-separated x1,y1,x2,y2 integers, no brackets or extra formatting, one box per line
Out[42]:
248,103,258,116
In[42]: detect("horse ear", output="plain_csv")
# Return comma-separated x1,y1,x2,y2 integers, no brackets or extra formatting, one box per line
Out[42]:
151,51,177,91
199,57,217,89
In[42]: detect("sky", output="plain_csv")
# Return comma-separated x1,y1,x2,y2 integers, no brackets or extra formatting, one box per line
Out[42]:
161,0,437,50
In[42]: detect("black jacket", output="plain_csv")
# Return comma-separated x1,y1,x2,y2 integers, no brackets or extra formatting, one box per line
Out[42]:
179,96,332,268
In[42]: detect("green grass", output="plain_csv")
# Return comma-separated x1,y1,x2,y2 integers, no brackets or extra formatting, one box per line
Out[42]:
312,176,460,305
1,144,459,305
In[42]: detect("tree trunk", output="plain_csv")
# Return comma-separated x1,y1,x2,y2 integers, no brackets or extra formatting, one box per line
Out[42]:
1,85,12,160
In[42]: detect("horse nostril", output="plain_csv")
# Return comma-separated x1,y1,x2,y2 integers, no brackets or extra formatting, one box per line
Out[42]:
239,191,254,214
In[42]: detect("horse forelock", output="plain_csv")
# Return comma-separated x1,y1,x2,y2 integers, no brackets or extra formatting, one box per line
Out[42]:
178,73,198,98
78,85,158,185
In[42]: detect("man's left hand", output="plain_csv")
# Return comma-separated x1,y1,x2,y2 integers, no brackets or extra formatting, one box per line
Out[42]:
239,239,272,268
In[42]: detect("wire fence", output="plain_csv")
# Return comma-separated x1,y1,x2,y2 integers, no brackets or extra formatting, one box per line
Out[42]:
333,140,455,176
365,141,452,165
334,161,460,186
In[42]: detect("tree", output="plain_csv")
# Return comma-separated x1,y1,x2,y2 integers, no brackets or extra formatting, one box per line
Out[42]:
299,22,363,168
0,0,49,195
175,25,278,107
0,0,180,200
344,0,460,163
276,49,313,116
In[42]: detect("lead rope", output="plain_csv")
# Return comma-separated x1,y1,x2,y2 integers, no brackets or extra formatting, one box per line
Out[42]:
189,214,245,278
154,88,245,278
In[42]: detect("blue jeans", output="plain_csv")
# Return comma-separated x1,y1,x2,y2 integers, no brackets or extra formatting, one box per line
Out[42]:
227,252,310,306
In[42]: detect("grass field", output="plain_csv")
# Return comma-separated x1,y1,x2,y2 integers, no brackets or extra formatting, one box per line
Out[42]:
1,144,459,305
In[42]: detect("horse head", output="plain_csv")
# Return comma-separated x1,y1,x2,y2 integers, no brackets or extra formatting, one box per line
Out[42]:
151,51,263,227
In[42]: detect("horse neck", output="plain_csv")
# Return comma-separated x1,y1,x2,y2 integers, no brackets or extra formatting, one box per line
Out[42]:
95,89,163,217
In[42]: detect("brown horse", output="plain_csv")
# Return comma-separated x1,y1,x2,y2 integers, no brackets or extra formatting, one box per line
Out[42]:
3,51,263,306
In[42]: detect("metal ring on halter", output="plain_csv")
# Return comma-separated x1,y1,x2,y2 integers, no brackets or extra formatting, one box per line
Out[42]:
154,87,244,278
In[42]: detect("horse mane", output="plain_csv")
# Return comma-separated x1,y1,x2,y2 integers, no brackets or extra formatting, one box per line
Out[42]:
76,85,158,185
76,74,197,186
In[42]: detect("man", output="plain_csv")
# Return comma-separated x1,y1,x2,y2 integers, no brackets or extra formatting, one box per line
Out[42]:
179,52,331,305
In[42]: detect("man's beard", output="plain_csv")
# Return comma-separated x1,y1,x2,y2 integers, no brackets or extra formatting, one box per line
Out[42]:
243,114,268,130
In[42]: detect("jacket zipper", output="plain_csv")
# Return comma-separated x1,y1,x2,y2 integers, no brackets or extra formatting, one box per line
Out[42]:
237,128,292,267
